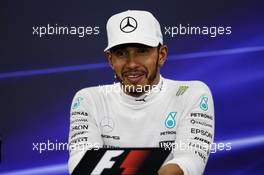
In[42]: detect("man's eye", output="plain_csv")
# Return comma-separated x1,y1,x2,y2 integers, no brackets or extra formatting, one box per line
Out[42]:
137,48,149,53
115,50,125,56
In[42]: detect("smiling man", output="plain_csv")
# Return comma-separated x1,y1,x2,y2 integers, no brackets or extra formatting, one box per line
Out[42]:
68,10,215,175
107,43,165,97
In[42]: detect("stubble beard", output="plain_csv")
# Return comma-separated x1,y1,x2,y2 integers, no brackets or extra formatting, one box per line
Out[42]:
115,57,160,97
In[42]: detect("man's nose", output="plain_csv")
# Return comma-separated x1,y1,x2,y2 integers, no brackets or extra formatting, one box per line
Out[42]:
126,54,139,69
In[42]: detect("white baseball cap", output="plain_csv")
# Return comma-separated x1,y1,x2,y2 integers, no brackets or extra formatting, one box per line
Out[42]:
104,10,163,51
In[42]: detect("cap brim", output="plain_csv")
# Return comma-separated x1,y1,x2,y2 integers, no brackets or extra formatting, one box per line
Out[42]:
104,36,160,52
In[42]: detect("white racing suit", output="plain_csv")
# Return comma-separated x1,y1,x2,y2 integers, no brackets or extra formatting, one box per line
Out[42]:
68,76,215,175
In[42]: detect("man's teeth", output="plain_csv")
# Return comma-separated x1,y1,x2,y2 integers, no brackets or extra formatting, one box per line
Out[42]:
128,75,137,77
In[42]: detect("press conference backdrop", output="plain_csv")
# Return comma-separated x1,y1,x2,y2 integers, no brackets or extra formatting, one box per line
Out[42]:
1,0,264,174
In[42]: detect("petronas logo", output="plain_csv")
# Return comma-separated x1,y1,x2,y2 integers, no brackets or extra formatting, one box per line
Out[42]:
72,97,83,110
176,86,189,96
200,96,209,111
165,112,177,129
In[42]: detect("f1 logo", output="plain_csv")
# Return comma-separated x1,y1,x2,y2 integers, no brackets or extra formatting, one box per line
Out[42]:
72,148,170,175
91,150,150,175
91,150,124,174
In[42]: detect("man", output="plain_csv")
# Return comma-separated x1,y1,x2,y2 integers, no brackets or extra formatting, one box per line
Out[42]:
68,10,214,175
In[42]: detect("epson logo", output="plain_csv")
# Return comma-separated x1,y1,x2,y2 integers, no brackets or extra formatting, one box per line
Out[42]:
101,134,120,140
72,125,89,131
191,128,212,139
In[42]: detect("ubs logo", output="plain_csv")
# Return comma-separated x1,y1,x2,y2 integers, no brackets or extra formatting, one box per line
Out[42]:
120,17,138,33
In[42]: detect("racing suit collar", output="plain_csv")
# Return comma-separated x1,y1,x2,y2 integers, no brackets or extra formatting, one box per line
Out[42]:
119,75,164,106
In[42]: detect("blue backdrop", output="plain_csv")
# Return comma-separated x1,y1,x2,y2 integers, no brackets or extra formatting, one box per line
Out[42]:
1,0,264,174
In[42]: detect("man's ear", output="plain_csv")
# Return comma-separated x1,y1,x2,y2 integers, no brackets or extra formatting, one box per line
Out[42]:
158,45,168,67
105,51,114,70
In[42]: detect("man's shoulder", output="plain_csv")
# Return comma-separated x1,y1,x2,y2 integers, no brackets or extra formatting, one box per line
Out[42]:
164,78,212,96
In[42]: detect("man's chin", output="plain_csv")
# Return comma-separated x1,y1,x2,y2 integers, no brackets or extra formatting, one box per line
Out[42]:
122,82,151,93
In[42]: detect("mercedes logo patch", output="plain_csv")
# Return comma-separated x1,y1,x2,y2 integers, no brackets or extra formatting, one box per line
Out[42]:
120,16,138,33
100,117,115,133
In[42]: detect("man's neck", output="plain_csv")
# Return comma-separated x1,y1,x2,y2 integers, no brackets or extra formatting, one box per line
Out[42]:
122,74,161,97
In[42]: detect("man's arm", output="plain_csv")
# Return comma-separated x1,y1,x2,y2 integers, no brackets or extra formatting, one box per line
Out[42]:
68,89,103,174
160,82,215,175
158,164,184,175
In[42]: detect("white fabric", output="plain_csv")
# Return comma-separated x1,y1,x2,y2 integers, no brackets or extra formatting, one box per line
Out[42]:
68,76,215,175
104,10,163,51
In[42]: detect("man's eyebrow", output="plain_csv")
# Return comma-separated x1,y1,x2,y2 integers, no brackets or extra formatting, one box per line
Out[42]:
110,47,125,53
136,46,152,49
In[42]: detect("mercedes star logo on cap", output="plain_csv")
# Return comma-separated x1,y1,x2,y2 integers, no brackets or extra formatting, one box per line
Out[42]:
120,16,138,33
